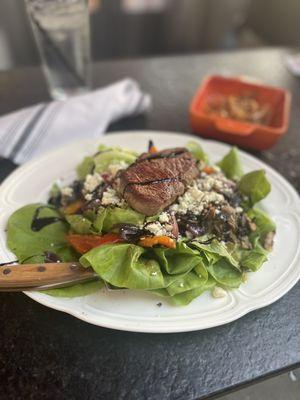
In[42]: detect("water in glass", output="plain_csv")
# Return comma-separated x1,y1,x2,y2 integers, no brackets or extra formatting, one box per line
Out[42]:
26,0,91,100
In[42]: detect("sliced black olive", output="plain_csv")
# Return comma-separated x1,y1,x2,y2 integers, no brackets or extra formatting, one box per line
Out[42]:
116,224,146,243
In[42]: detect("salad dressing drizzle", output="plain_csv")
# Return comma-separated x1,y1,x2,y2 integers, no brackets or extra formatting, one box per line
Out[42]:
137,149,187,163
31,206,63,232
123,177,179,195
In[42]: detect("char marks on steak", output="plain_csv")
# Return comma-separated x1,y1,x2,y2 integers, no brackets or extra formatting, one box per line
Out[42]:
114,147,199,215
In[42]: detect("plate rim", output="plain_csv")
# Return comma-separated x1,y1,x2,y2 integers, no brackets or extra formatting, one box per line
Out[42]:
1,130,300,333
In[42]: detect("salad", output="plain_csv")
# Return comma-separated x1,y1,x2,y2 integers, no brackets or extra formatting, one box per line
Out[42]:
6,141,275,305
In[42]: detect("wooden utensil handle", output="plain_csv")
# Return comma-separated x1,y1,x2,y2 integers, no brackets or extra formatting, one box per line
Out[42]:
0,262,96,288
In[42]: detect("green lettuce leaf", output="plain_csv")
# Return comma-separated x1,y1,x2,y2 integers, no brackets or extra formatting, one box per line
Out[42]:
102,207,145,232
92,206,145,233
153,242,202,274
76,156,95,179
238,170,271,206
217,147,243,180
66,214,93,234
76,145,137,179
166,270,208,296
80,242,207,292
191,239,240,269
186,141,209,164
240,241,268,271
80,243,165,290
152,276,216,306
49,182,61,198
170,276,216,305
93,207,108,233
94,145,137,173
247,208,276,240
145,215,160,223
207,258,242,288
7,204,76,263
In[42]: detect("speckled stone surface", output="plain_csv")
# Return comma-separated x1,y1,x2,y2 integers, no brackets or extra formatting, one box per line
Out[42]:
0,48,299,400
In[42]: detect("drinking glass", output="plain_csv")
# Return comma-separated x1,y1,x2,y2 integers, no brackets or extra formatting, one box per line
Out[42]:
25,0,91,100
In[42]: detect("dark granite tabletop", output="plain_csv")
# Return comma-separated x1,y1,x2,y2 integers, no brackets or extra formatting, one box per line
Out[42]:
0,48,299,400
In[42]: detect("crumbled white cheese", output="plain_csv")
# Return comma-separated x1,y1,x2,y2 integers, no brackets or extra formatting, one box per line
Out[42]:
145,222,168,237
61,186,73,197
159,212,170,223
212,179,225,191
107,161,128,177
170,182,224,215
197,170,235,198
84,193,93,201
164,223,173,232
197,176,215,191
212,286,227,298
204,191,225,204
235,207,243,213
101,187,124,207
169,170,238,215
84,173,103,193
143,213,175,237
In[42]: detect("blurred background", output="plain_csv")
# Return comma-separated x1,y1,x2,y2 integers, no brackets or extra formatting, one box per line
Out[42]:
1,0,300,71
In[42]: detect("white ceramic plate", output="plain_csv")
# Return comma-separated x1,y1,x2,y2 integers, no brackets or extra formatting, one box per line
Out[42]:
1,131,300,333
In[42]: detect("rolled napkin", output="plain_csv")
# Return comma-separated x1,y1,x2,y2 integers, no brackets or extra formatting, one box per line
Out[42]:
0,78,151,164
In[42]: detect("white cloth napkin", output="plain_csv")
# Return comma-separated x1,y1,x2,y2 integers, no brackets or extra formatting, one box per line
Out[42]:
0,79,151,164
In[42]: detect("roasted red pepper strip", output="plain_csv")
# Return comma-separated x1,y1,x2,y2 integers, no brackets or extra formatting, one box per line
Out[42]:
139,236,176,249
67,233,124,254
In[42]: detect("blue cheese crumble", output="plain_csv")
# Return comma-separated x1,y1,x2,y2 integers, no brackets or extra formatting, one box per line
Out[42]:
61,186,73,197
158,212,170,223
101,187,124,207
170,181,225,215
84,173,103,194
107,161,129,177
145,222,173,237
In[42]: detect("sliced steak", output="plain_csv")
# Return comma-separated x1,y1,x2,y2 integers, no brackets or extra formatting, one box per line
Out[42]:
114,147,199,215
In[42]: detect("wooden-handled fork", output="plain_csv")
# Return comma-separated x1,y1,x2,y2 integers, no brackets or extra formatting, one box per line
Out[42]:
0,262,98,292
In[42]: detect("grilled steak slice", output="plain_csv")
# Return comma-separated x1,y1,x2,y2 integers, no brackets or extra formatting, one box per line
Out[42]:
114,147,199,215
